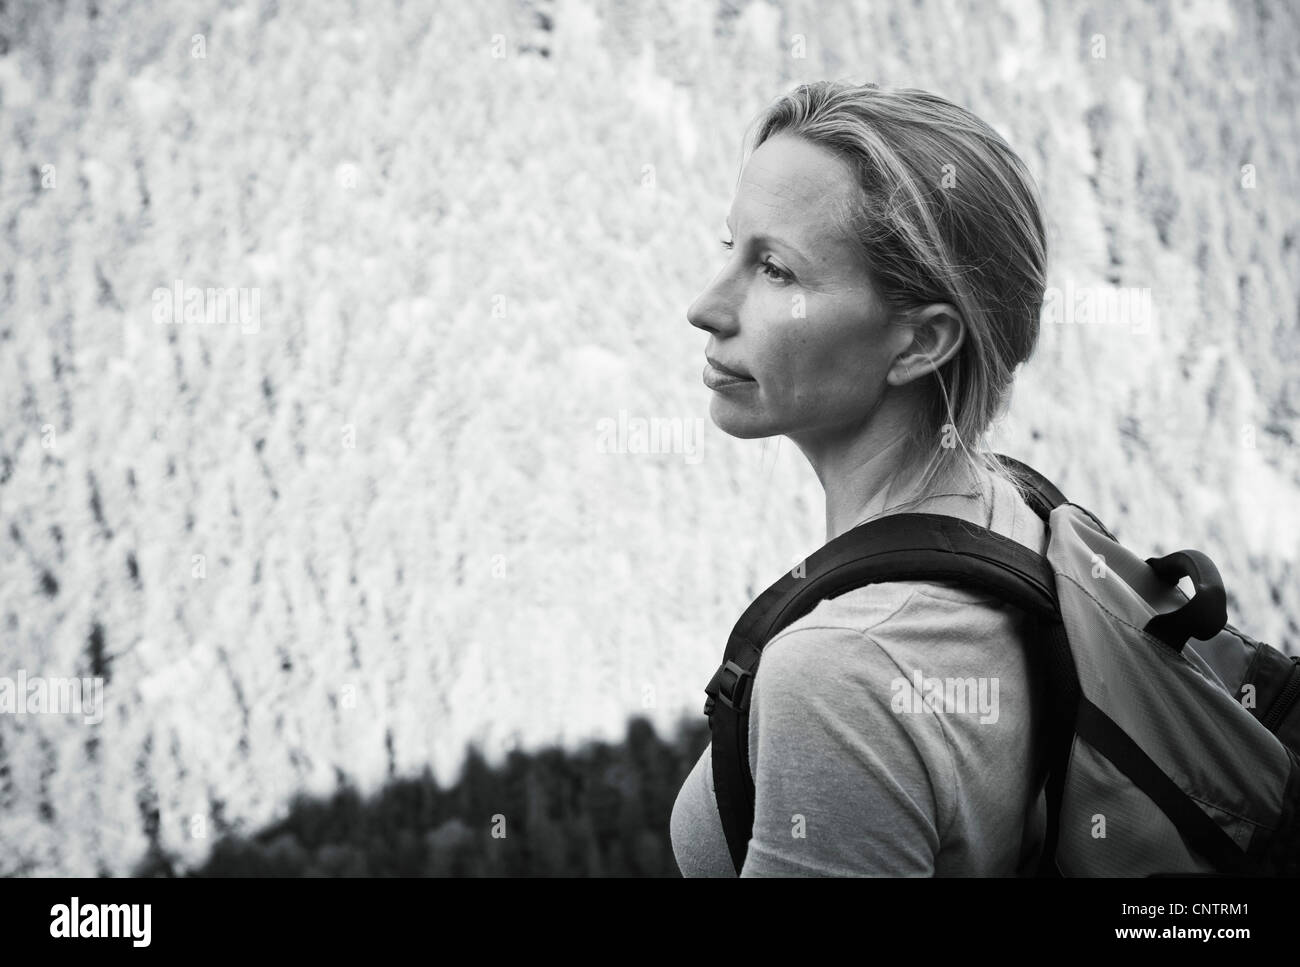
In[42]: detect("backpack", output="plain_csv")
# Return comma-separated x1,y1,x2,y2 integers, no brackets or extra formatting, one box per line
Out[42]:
702,453,1300,876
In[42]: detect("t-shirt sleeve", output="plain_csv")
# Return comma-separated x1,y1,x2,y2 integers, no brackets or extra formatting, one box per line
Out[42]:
739,622,959,877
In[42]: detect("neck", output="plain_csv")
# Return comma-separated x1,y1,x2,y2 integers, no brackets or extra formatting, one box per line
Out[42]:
788,390,933,543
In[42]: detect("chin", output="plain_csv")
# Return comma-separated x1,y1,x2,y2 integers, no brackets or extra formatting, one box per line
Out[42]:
708,395,780,439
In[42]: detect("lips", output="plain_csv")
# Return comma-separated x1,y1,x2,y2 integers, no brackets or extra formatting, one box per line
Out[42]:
703,357,755,391
705,356,753,380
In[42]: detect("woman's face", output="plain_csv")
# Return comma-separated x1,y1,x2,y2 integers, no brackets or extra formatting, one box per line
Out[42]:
687,133,914,449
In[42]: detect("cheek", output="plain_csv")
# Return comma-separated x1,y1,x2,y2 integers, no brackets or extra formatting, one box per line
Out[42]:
761,320,882,412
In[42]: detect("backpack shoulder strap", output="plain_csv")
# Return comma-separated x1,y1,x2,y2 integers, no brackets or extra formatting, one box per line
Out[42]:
703,510,1066,875
991,452,1067,522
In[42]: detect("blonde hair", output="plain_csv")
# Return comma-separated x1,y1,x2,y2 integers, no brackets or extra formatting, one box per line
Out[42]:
746,81,1048,512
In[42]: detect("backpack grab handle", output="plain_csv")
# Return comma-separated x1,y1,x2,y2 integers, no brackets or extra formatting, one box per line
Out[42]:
1142,549,1228,651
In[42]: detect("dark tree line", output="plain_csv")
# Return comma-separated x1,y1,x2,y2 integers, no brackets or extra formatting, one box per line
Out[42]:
133,715,711,876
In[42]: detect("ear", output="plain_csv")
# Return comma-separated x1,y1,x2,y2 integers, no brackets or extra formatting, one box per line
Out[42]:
885,303,965,387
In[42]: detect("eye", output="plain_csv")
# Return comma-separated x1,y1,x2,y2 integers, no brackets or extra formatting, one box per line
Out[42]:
760,259,790,283
720,238,791,284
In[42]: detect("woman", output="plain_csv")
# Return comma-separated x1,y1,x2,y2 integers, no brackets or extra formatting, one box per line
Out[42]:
671,80,1052,876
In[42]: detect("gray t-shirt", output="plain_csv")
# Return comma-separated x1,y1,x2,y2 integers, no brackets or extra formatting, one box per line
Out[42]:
671,468,1051,876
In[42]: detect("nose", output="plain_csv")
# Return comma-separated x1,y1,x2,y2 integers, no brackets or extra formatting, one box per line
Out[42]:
686,264,739,338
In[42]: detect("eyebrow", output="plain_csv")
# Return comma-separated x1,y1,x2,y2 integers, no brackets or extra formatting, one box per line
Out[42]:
725,213,806,262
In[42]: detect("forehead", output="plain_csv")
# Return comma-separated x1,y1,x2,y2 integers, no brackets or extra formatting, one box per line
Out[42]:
730,133,860,244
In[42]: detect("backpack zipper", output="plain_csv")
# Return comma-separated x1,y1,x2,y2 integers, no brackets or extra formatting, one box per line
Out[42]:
1260,657,1300,733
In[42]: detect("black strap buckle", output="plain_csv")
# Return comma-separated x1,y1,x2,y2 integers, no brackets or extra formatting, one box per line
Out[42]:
704,659,754,716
